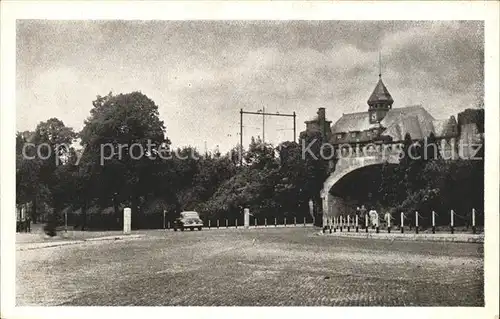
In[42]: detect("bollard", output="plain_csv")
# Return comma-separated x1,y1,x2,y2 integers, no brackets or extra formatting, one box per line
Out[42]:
387,213,391,233
235,219,238,229
284,217,287,227
275,217,277,227
347,215,350,232
167,221,170,230
432,211,436,234
365,214,368,233
294,217,297,227
401,212,404,233
472,208,476,234
450,210,454,234
303,217,306,227
329,218,332,234
340,215,343,232
123,207,131,234
415,211,419,234
355,215,359,232
65,211,68,233
265,218,267,227
376,217,379,233
217,219,220,229
255,218,258,227
333,217,337,232
208,220,211,229
163,210,166,229
226,219,228,228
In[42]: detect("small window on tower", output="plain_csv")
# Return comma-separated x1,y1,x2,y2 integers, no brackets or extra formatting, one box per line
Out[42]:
351,132,356,138
337,134,342,139
367,131,371,137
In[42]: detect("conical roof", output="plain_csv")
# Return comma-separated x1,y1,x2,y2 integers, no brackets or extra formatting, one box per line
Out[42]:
367,78,394,106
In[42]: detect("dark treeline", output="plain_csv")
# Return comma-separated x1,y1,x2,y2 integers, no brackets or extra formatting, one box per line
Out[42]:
16,92,484,230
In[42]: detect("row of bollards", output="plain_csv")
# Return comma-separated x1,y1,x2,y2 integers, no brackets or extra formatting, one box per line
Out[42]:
322,208,479,235
162,216,311,230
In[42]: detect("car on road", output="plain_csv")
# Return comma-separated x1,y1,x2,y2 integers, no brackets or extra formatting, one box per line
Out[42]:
173,211,203,231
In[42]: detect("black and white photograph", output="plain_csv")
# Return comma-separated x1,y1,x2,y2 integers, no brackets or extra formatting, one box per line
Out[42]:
1,1,499,318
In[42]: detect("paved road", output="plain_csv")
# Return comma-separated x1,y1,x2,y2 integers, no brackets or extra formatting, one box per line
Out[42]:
16,227,483,306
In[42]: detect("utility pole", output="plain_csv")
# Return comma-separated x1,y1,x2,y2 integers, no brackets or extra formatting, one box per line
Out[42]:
240,109,243,166
239,108,296,165
262,107,265,142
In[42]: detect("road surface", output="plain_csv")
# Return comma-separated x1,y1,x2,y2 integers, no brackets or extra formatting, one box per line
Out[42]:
17,227,483,306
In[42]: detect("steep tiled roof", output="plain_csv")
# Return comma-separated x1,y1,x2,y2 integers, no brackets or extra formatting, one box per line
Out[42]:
432,117,458,138
331,105,437,142
331,111,379,133
367,78,394,106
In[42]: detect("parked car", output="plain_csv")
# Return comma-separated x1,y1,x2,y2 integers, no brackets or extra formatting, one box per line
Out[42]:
173,211,203,231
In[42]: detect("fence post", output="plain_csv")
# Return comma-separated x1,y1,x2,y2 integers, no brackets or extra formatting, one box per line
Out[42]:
329,217,332,234
265,218,267,227
255,218,258,227
450,210,454,234
217,219,220,229
65,211,68,233
167,221,170,230
347,215,351,232
294,217,297,226
472,208,476,234
432,211,436,234
415,211,419,234
274,217,277,227
355,214,359,232
333,216,337,232
226,219,228,228
375,215,380,233
284,217,287,227
303,217,306,227
340,215,343,232
235,218,238,229
401,212,404,233
365,214,368,233
208,220,211,229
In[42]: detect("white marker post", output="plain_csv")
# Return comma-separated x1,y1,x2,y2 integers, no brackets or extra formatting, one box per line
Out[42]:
226,219,228,228
255,218,258,227
284,217,287,227
235,218,238,228
401,212,404,233
265,218,267,227
208,220,211,229
386,213,391,233
415,211,419,234
217,219,220,229
450,210,454,234
340,215,343,232
472,208,476,234
123,207,131,235
244,208,250,229
355,214,359,232
329,217,332,233
163,210,166,229
347,215,351,232
64,211,68,233
365,214,369,233
432,211,436,234
303,216,306,227
274,217,277,227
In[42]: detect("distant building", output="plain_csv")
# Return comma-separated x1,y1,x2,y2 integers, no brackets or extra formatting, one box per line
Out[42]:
304,72,464,148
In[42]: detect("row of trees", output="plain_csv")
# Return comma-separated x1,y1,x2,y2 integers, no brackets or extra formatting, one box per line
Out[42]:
16,91,484,230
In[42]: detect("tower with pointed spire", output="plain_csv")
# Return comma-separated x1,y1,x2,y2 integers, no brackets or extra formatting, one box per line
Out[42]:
367,53,393,124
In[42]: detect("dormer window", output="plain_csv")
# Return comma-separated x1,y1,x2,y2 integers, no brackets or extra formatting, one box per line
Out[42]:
337,134,343,139
351,132,356,138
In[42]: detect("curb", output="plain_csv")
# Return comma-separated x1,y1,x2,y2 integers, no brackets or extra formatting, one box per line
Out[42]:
316,232,484,243
17,234,145,251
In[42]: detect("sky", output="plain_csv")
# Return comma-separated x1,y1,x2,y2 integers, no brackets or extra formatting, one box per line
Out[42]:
16,20,484,153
